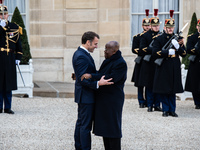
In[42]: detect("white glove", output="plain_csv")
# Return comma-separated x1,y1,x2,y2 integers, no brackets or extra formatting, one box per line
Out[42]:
169,49,175,55
171,39,180,49
0,19,6,27
15,60,20,65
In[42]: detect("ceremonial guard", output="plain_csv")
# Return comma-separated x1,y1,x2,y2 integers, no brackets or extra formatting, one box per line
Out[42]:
131,9,151,108
0,3,23,114
185,19,200,109
138,9,162,112
152,10,186,117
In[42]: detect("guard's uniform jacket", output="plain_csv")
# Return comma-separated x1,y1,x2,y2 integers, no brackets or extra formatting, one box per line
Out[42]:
138,30,161,88
131,31,146,86
0,21,23,92
185,32,200,93
152,32,186,94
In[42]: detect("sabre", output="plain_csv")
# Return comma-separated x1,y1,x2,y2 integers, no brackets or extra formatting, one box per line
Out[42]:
17,64,26,87
180,22,189,33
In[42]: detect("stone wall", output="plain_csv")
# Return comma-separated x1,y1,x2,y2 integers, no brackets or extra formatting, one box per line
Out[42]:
30,0,66,82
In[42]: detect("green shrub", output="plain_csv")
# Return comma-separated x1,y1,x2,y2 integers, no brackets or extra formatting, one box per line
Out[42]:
11,7,32,64
182,12,197,69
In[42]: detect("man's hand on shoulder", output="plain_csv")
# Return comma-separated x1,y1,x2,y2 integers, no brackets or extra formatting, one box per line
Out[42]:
98,75,114,86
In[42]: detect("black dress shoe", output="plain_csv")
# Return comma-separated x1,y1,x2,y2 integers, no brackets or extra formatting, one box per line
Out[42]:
0,109,2,113
169,112,178,117
162,111,169,117
154,106,162,111
195,105,200,109
4,109,15,114
139,103,145,108
147,107,153,112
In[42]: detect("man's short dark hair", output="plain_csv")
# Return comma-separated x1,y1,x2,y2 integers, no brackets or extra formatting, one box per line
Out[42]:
81,31,100,44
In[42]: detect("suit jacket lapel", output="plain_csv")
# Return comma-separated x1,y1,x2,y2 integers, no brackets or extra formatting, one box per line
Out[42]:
78,47,95,67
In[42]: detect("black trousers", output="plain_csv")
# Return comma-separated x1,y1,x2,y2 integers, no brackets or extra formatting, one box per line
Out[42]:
103,137,121,150
192,92,200,105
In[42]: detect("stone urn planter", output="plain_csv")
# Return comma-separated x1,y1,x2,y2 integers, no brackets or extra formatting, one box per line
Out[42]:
13,59,34,98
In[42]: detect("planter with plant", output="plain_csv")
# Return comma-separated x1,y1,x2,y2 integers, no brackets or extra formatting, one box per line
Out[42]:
11,7,34,97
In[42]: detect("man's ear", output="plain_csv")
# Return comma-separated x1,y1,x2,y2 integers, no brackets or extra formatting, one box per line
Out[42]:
86,40,90,45
86,40,92,46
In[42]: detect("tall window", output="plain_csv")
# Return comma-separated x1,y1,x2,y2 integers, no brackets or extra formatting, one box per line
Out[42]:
4,0,29,31
131,0,180,38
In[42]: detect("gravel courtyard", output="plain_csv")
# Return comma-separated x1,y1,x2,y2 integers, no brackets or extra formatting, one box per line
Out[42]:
0,97,199,150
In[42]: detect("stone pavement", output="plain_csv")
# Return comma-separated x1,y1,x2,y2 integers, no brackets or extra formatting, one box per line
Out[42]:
0,97,199,149
33,81,137,99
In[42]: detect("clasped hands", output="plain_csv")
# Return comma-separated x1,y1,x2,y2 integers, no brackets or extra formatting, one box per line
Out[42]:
81,73,114,86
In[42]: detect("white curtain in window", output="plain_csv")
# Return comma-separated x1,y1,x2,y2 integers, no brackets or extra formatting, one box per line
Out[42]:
159,0,179,33
131,0,180,38
4,0,26,24
131,0,153,37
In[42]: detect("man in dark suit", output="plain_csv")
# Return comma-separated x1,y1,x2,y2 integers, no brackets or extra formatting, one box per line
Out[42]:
0,5,23,114
72,31,113,150
185,19,200,109
82,41,127,150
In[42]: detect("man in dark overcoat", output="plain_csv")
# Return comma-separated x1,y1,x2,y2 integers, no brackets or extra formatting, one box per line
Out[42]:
138,9,162,112
72,31,113,150
152,10,186,117
0,5,23,114
185,19,200,109
82,41,127,150
131,9,151,108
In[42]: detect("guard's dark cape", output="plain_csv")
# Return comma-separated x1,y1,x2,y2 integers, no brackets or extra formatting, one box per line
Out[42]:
152,32,186,94
185,32,200,93
131,31,145,86
0,22,23,91
138,30,160,88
